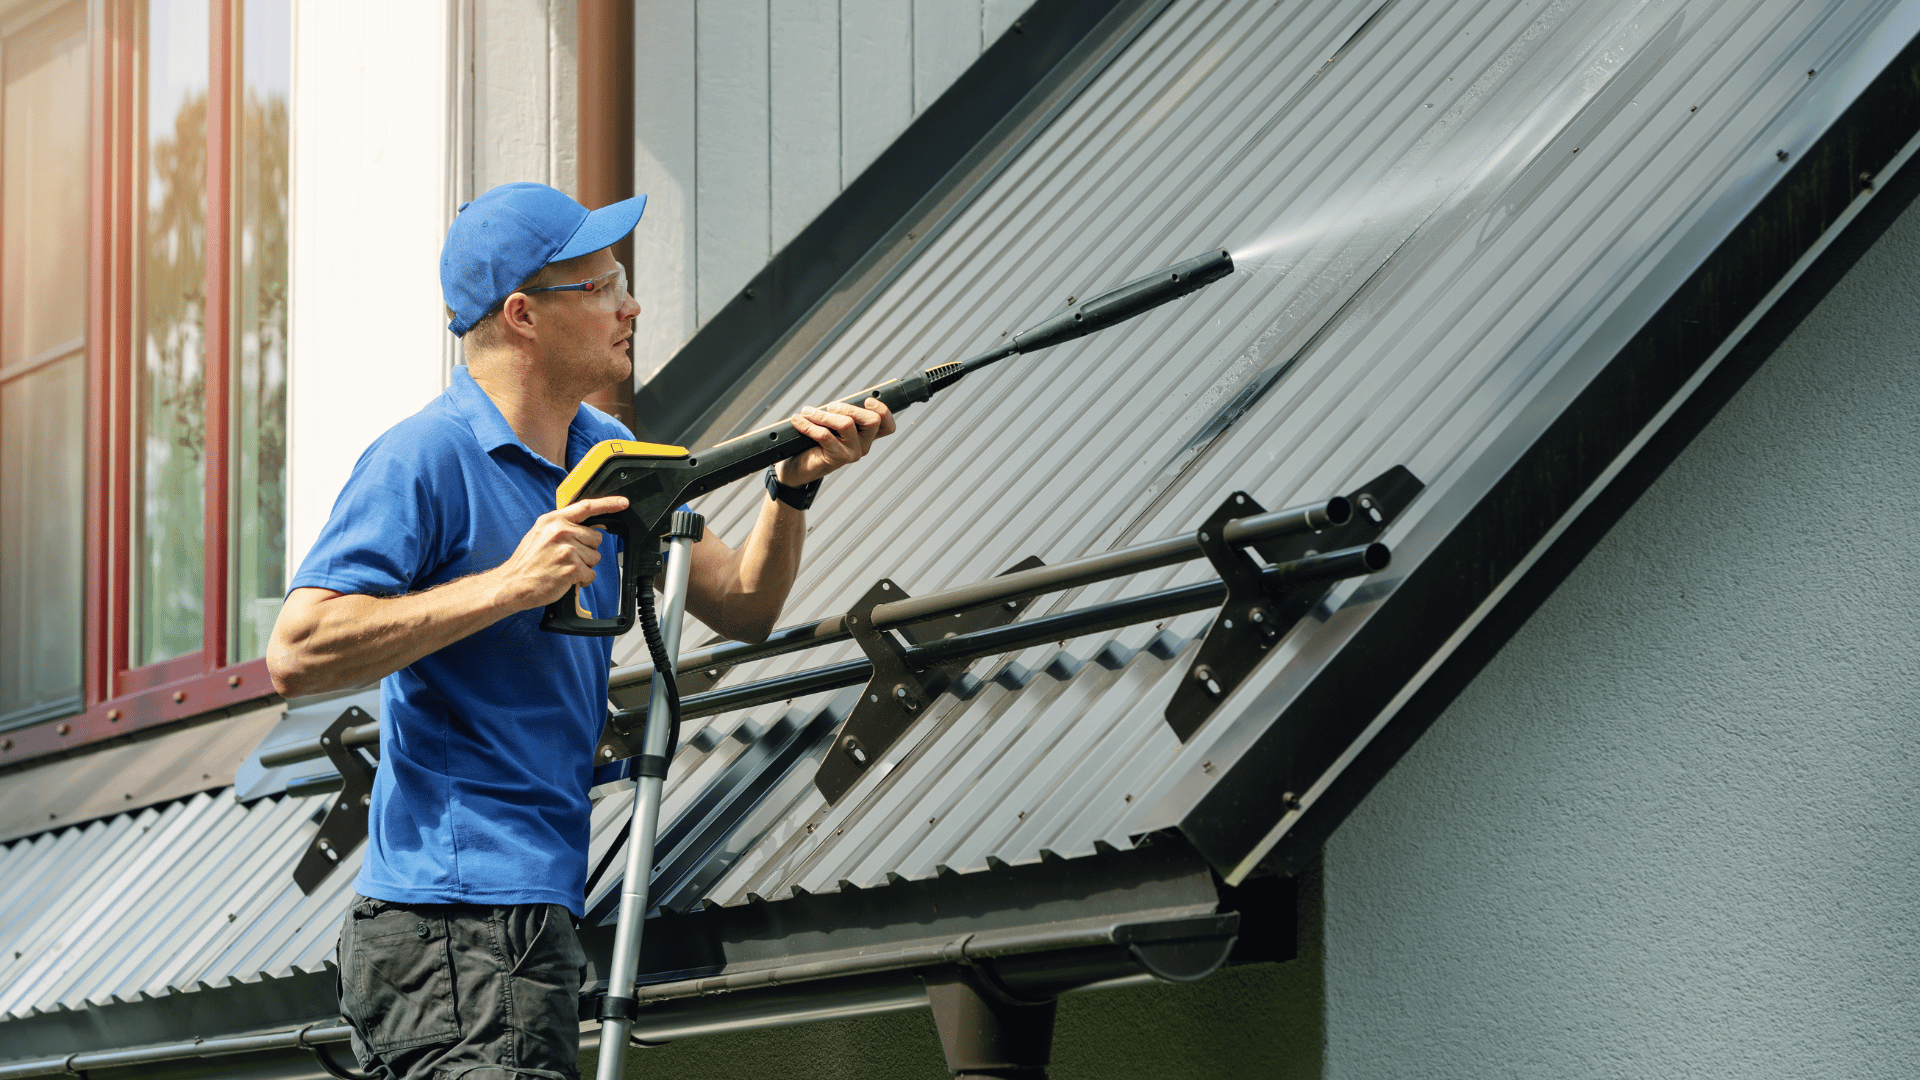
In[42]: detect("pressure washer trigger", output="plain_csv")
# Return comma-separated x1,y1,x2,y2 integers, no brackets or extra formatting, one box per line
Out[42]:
541,440,691,637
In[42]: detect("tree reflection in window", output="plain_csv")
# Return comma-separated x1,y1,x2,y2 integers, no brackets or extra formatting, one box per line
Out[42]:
234,45,288,660
136,83,207,666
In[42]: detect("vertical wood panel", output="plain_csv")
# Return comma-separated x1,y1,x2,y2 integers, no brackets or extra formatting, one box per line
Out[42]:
839,0,911,183
982,0,1026,44
470,0,551,191
770,0,840,252
631,0,697,382
694,0,770,325
547,0,577,197
912,0,978,113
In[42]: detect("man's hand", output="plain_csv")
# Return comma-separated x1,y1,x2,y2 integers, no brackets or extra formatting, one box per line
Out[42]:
774,397,896,487
490,494,631,610
267,493,632,698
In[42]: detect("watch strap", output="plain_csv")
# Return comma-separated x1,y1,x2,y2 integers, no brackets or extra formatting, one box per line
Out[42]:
765,466,821,510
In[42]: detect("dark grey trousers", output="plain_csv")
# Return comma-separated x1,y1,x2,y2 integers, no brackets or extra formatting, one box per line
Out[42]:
336,894,586,1080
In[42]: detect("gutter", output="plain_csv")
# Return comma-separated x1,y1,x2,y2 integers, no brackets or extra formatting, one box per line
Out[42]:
0,914,1230,1079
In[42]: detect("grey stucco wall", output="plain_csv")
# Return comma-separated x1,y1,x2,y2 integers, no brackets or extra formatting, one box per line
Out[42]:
1321,191,1920,1075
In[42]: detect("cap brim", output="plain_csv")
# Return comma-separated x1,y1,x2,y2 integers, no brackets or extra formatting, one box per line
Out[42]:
552,193,647,263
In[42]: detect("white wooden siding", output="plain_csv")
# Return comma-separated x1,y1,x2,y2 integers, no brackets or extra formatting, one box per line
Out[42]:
633,0,1027,378
466,0,579,199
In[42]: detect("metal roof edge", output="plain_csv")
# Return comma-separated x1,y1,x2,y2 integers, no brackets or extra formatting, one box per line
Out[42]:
1179,18,1920,882
631,0,1173,447
0,966,335,1064
584,831,1255,996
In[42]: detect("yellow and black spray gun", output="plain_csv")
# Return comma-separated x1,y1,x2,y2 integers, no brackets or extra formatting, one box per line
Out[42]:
542,247,1235,637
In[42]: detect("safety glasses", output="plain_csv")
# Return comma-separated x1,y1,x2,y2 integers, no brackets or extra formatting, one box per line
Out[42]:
523,262,631,309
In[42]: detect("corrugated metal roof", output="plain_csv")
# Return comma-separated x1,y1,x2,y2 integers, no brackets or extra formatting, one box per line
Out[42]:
0,790,354,1021
3,0,1914,1035
607,0,1918,907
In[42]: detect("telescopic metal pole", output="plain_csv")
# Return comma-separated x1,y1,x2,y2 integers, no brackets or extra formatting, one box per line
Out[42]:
596,511,702,1080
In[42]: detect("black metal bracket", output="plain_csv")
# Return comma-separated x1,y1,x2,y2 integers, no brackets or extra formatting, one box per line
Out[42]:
1164,466,1424,741
814,557,1043,805
293,705,378,895
596,663,729,767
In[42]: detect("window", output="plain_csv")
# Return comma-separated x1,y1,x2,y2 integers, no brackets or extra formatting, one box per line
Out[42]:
0,0,288,742
0,2,89,727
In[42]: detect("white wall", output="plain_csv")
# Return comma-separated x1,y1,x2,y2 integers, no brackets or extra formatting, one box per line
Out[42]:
1321,194,1920,1078
287,0,457,574
629,0,1029,381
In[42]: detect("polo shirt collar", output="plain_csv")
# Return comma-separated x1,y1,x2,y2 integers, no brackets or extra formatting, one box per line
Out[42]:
446,365,599,470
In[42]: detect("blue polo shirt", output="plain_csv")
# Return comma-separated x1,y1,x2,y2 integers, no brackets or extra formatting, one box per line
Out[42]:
289,365,628,915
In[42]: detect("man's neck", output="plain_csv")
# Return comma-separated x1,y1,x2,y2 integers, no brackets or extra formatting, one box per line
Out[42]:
465,350,581,466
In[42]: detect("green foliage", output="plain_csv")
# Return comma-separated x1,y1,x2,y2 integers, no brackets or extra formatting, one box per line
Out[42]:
138,91,208,664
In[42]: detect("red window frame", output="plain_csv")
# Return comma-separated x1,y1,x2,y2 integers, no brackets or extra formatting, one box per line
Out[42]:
1,0,270,766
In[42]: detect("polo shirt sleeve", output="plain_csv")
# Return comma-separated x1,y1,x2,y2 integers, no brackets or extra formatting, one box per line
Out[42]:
288,443,449,599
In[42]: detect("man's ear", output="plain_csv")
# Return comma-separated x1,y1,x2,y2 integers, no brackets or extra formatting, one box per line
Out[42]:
499,292,539,340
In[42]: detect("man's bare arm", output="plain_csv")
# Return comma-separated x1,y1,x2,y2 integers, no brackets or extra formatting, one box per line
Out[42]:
267,494,631,697
682,398,895,641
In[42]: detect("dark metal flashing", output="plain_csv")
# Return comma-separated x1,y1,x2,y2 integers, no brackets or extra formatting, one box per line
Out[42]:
0,838,1292,1070
580,831,1225,994
1180,25,1920,879
631,0,1173,448
0,969,336,1063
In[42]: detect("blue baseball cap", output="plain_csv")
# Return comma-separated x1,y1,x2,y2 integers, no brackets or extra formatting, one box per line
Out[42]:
441,182,647,335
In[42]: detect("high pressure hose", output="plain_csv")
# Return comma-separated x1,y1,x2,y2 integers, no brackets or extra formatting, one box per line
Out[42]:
634,576,683,766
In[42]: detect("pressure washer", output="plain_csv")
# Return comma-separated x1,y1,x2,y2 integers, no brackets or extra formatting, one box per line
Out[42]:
558,248,1237,1077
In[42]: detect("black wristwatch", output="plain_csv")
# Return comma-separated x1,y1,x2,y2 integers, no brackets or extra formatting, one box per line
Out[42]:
765,466,821,511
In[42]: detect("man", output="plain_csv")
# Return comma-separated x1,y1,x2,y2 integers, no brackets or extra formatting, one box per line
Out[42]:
267,182,893,1079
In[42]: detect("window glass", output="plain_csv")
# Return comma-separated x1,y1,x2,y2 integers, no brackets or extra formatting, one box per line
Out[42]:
135,0,210,666
2,3,87,369
0,2,88,725
232,0,289,661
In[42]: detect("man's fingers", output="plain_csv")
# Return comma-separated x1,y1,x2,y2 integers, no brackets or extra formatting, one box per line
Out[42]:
567,538,602,567
557,494,629,523
801,406,857,438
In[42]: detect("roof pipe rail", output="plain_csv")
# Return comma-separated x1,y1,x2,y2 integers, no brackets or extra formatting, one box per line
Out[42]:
259,494,1361,772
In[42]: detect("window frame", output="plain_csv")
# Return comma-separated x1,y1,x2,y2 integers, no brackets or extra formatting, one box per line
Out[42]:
0,0,273,764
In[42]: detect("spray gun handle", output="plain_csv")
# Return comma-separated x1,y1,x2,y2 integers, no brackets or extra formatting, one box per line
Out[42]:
539,512,646,636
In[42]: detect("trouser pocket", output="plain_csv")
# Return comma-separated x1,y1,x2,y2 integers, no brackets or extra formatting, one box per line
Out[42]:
340,897,463,1055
